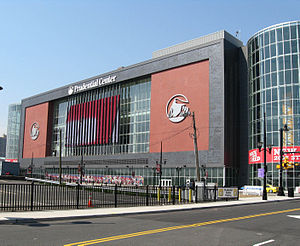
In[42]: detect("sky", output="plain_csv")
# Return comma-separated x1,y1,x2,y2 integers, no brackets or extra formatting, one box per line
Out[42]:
0,0,299,136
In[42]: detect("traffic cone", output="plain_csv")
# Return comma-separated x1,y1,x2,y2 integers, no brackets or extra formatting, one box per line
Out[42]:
88,194,93,207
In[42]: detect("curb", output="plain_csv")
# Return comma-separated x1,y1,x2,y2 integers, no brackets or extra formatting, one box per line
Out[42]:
1,197,299,225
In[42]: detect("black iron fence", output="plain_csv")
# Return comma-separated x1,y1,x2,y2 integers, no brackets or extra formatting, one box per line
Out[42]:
0,182,225,212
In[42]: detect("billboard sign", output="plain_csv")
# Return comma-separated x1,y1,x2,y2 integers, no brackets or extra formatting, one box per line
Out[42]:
249,146,300,164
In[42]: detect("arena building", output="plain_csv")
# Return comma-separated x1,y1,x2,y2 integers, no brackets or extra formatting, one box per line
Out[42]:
19,30,248,187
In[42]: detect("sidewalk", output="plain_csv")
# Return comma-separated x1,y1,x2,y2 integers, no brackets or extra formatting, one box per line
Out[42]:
1,194,299,224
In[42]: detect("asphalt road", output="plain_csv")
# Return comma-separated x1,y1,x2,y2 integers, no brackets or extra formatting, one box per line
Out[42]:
1,199,300,246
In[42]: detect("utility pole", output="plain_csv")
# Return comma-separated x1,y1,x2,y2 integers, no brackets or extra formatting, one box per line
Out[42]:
191,112,201,182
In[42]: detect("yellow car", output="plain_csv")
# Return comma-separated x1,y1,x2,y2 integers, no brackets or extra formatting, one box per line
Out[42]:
266,184,279,193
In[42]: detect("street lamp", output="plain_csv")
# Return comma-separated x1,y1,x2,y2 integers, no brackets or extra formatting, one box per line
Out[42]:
257,113,272,200
278,124,289,196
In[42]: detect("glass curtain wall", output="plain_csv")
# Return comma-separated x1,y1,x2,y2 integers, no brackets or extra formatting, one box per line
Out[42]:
51,77,151,157
5,103,21,160
248,21,300,187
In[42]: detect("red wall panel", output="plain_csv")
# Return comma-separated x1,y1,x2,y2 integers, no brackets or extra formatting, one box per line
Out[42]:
150,60,210,153
23,103,50,159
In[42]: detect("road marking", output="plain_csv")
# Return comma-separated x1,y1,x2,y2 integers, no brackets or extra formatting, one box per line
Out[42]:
288,215,300,219
64,207,300,246
253,239,275,246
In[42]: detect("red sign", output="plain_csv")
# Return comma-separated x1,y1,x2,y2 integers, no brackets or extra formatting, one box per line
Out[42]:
5,159,18,163
249,146,300,164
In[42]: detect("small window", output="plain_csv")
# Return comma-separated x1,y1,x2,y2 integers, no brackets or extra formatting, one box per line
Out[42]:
277,28,283,41
284,41,291,54
291,25,297,39
270,30,276,43
285,55,291,69
277,42,283,55
270,44,276,57
264,32,270,45
278,56,284,70
285,70,291,84
292,55,298,68
265,46,270,59
283,26,290,40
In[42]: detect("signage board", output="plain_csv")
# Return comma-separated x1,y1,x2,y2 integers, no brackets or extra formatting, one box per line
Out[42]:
217,187,238,198
249,146,300,164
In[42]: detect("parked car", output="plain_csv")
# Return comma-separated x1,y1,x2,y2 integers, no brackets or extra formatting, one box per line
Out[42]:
266,184,278,193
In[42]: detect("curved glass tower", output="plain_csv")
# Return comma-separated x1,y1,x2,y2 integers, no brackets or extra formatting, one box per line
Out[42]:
248,21,300,188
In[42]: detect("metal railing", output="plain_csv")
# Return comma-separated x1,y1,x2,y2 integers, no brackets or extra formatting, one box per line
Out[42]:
0,182,221,212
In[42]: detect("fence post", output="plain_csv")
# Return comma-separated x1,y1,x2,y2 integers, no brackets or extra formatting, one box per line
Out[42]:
146,185,149,206
76,182,80,209
114,184,117,208
30,181,34,211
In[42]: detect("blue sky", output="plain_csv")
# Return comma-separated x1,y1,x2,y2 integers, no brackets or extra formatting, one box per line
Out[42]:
0,0,299,136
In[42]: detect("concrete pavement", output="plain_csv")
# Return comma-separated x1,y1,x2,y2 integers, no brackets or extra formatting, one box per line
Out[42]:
1,194,299,224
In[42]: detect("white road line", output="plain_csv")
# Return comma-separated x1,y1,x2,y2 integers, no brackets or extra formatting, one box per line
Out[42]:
253,239,275,246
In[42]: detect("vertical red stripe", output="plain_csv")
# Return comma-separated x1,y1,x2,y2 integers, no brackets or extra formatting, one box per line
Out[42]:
96,99,101,145
109,96,113,142
84,102,87,146
100,98,104,145
106,97,110,144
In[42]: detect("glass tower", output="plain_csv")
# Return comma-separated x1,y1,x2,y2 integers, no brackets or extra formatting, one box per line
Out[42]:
6,103,21,161
248,21,300,188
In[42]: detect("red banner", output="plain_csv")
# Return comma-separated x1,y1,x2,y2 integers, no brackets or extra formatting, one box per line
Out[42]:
249,146,300,164
65,95,120,147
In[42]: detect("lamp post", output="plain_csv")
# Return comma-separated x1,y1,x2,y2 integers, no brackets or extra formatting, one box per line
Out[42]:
257,113,272,200
278,124,289,196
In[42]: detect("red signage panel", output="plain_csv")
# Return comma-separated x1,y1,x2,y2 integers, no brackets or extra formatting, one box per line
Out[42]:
249,146,300,164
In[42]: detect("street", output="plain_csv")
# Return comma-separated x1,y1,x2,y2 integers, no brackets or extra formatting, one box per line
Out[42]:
0,199,300,245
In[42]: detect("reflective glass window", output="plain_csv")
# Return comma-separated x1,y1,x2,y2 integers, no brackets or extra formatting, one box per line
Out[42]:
291,40,297,53
271,72,277,86
291,25,297,39
293,70,299,83
270,44,276,57
265,59,270,73
264,32,270,45
272,103,278,116
285,70,291,84
277,42,283,55
279,71,284,85
270,30,276,43
284,41,291,54
278,56,284,70
265,46,270,59
271,58,277,72
265,74,271,87
293,85,299,98
272,88,278,101
292,55,298,68
266,103,272,117
285,55,291,69
279,87,285,100
283,26,290,40
266,89,271,102
277,28,283,41
286,86,292,98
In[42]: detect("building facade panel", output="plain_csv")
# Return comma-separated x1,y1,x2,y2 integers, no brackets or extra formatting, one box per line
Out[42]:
22,102,51,159
150,60,210,153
